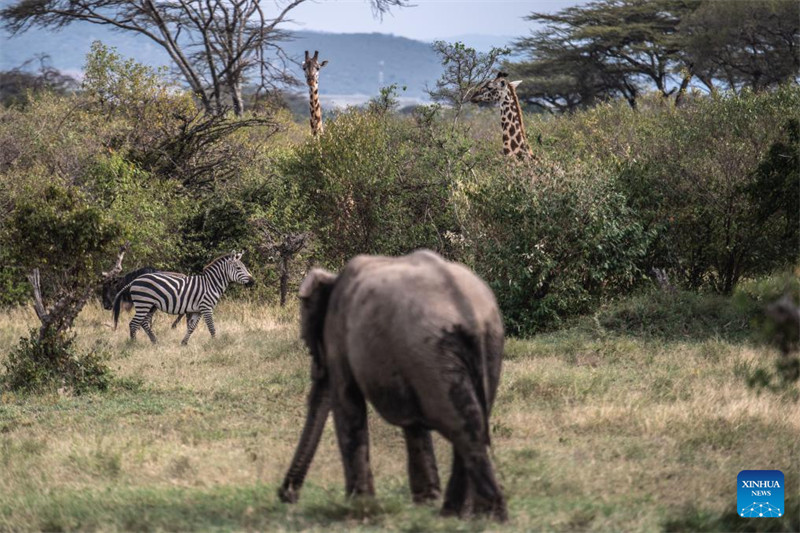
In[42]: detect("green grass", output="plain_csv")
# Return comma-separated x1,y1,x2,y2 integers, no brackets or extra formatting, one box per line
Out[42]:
0,297,798,532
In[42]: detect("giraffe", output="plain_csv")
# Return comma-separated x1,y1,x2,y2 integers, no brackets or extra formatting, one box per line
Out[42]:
302,50,328,136
470,72,535,159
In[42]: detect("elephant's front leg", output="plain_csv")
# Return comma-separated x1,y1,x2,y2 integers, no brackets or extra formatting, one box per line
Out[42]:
403,425,441,503
332,378,375,498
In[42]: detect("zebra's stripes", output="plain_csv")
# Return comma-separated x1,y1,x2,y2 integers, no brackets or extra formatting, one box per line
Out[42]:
113,251,254,345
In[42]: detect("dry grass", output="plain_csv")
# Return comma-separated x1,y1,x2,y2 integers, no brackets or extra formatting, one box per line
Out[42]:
0,300,798,531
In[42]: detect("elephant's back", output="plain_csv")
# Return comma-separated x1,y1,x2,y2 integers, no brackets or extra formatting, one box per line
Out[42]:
337,249,500,327
332,250,502,425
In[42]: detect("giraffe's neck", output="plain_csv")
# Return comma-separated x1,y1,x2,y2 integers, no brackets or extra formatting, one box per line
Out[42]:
500,85,533,158
307,79,323,136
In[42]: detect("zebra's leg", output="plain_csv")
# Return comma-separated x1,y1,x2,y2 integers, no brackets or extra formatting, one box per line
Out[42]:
202,309,216,338
128,304,150,341
141,307,158,344
171,314,184,329
181,313,202,345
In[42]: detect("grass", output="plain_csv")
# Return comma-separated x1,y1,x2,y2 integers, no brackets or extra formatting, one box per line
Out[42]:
0,297,798,532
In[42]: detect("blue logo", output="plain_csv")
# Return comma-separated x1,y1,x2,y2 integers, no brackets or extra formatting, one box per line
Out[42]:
738,470,784,518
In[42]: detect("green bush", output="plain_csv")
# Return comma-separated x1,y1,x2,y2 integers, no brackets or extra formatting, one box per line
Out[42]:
3,329,111,394
179,199,253,272
1,47,797,329
0,258,27,307
609,87,800,292
6,183,123,292
275,108,469,268
460,159,652,335
743,118,800,273
597,289,755,342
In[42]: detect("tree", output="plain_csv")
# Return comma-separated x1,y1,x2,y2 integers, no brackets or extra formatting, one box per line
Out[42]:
513,0,699,111
1,0,409,116
509,36,636,112
80,42,281,192
252,217,309,306
0,54,77,107
679,0,800,94
427,41,509,122
5,185,123,328
511,0,800,111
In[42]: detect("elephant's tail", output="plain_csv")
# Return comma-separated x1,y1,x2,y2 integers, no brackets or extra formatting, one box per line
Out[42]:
450,324,492,447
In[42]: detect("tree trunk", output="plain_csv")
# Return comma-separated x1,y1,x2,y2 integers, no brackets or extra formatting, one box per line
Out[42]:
230,81,244,117
28,246,127,341
279,255,289,307
674,74,693,107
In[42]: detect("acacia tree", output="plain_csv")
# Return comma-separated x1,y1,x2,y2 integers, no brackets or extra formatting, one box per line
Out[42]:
1,0,409,116
427,41,509,123
512,0,699,111
509,36,639,112
0,54,77,107
679,0,800,94
512,0,799,112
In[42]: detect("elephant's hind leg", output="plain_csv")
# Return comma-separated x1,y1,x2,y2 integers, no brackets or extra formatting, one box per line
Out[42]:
441,452,470,517
438,377,507,521
332,379,375,498
403,425,441,503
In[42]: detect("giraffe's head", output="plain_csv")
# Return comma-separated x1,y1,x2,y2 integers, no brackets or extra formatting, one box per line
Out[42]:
302,50,328,87
470,72,522,105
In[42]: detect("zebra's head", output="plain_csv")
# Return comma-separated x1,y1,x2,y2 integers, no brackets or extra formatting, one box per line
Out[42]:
227,251,255,287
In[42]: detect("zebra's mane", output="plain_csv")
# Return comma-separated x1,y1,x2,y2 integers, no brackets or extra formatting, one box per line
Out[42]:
203,253,234,272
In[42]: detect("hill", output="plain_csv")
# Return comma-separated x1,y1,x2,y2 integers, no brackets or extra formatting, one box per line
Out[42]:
0,25,515,100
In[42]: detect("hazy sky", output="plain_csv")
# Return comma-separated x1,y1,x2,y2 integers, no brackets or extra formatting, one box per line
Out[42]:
288,0,582,40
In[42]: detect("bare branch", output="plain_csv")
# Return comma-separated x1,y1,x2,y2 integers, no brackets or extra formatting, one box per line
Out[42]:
27,269,47,322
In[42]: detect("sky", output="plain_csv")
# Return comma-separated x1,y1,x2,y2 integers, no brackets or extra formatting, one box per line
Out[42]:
287,0,582,41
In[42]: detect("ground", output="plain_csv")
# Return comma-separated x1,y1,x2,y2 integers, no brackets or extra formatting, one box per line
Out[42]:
0,300,797,531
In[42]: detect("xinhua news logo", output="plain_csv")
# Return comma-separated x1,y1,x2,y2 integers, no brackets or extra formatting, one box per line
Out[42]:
738,470,784,518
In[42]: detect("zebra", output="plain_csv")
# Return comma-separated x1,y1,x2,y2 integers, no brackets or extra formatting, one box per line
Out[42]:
113,251,255,345
102,267,157,310
104,267,185,329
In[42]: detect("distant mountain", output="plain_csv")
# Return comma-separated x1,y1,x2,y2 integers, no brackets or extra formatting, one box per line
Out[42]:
1,25,519,100
284,31,442,99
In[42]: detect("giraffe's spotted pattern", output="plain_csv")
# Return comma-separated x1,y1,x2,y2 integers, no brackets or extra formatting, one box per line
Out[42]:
303,50,328,136
471,72,535,159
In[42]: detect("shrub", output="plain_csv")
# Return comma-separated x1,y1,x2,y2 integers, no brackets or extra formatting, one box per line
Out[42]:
597,289,755,342
5,182,123,295
0,179,122,392
610,87,800,292
3,329,111,394
460,158,652,335
276,108,469,268
0,254,27,307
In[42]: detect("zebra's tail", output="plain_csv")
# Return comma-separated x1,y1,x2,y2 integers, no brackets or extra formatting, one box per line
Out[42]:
112,281,134,330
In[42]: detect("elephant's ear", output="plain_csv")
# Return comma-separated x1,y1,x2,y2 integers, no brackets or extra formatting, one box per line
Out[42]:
299,268,337,380
299,268,336,299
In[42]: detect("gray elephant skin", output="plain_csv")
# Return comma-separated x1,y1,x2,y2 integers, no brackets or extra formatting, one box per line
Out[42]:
278,249,507,521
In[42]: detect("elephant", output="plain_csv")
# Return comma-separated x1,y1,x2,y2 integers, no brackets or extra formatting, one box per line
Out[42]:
278,249,507,521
